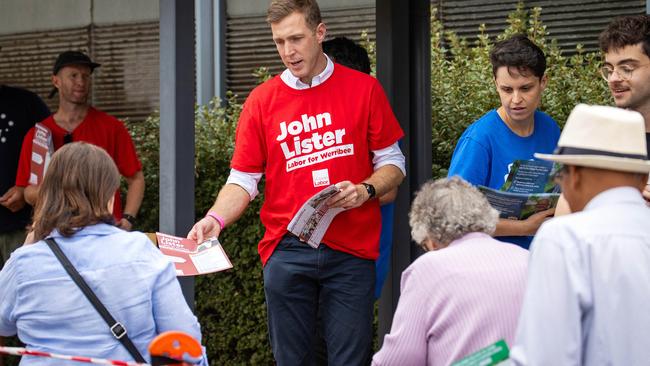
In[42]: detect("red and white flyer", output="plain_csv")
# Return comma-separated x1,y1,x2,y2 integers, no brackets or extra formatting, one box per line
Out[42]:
29,123,54,185
155,232,233,276
287,185,345,248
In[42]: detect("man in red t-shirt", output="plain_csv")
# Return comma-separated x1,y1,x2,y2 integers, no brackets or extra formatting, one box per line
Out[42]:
188,0,405,364
15,51,144,230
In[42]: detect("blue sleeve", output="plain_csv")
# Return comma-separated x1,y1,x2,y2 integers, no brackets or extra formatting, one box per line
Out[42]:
150,249,209,365
0,256,19,336
447,136,491,186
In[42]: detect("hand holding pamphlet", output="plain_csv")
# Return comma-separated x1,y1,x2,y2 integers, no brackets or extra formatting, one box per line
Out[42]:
155,232,233,276
287,185,345,248
479,160,560,220
29,123,54,185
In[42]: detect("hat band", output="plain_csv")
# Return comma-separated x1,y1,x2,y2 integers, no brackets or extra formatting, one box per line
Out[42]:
556,146,647,160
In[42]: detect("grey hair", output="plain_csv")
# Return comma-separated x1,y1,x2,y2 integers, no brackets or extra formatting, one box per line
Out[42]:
409,177,499,248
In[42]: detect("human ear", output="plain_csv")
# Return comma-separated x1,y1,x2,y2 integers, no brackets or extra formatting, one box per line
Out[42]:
316,23,327,43
539,74,548,90
107,196,115,214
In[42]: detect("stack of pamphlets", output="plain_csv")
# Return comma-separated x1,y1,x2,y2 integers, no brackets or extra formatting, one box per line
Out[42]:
29,123,53,185
287,185,345,248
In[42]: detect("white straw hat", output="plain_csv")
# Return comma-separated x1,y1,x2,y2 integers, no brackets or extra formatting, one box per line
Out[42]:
534,104,650,173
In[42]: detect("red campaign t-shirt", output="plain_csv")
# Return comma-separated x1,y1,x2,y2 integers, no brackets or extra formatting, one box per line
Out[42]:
231,64,404,265
16,107,142,220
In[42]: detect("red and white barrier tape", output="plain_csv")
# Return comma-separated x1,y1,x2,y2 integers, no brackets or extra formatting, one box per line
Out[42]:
0,346,149,366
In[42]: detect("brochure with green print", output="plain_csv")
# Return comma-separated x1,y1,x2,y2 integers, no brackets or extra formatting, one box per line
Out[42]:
479,160,560,220
450,339,510,366
500,159,560,194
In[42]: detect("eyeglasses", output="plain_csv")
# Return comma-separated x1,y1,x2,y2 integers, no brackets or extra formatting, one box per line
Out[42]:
600,63,650,81
63,133,73,144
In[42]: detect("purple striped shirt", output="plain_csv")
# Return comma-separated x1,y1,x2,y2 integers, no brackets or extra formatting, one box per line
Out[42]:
373,232,529,365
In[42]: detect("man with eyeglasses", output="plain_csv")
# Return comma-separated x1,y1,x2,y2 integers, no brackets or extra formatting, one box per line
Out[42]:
14,51,144,230
557,15,650,215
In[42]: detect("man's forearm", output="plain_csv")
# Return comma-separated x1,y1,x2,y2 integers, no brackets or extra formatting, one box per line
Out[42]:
24,185,39,206
493,208,554,237
365,165,404,199
124,170,145,216
494,219,530,237
207,183,252,227
187,183,252,242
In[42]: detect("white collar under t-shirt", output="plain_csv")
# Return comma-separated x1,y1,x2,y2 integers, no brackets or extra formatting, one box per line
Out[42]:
226,53,406,201
280,54,334,90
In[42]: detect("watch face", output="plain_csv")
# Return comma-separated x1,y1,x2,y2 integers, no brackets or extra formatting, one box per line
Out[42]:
363,183,375,198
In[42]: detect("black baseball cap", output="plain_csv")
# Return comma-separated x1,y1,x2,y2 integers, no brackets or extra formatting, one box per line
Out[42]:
52,51,100,75
49,51,100,98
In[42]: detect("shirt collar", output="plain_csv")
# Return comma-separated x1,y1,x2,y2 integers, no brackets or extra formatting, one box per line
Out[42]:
584,186,644,211
280,54,334,90
447,232,492,248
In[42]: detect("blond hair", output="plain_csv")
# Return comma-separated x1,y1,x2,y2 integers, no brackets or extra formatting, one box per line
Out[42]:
267,0,322,29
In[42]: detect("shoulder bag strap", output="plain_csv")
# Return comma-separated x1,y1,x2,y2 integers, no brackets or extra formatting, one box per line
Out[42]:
45,238,146,363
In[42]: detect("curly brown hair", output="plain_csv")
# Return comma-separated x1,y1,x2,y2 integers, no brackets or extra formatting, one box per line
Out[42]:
32,142,119,241
599,15,650,57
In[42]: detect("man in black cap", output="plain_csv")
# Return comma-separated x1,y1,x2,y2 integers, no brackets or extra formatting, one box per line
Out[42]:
15,51,144,231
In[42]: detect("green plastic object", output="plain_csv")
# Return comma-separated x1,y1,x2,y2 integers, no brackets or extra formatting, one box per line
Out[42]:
451,340,510,366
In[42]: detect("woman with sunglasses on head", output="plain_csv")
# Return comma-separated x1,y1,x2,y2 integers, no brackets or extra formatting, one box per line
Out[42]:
0,142,207,365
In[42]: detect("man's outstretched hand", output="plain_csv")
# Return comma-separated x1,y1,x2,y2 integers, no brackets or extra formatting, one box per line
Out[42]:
188,216,222,243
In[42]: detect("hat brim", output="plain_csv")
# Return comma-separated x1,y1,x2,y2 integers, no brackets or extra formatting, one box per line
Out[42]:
534,153,650,173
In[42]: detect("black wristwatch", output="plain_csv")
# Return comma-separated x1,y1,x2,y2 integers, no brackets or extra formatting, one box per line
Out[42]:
123,214,137,226
361,183,376,200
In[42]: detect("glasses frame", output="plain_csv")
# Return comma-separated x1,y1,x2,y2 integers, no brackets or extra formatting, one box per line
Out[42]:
600,63,650,81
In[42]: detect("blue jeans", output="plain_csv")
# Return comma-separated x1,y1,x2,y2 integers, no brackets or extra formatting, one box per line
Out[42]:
263,235,375,366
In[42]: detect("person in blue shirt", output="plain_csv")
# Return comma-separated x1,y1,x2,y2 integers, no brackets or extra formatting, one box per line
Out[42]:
0,142,208,365
448,34,560,249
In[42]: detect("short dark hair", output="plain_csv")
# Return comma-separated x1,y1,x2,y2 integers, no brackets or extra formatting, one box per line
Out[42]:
490,34,546,79
322,37,371,74
267,0,322,29
599,15,650,58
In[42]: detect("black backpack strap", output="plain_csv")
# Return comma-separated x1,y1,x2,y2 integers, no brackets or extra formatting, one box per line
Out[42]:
45,238,146,363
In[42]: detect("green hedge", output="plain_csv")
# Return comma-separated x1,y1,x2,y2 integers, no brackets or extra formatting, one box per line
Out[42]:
127,4,612,364
129,92,274,364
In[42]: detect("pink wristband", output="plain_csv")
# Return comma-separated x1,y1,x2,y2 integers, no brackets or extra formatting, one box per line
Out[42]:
206,211,225,230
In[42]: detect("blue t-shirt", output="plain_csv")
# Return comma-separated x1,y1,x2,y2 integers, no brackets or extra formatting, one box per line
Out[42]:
447,109,560,249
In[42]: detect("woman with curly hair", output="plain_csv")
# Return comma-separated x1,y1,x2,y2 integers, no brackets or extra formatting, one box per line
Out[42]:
373,177,528,366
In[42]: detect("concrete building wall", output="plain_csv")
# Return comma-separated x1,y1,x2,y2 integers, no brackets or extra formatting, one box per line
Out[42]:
0,0,371,35
226,0,374,17
0,0,158,35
